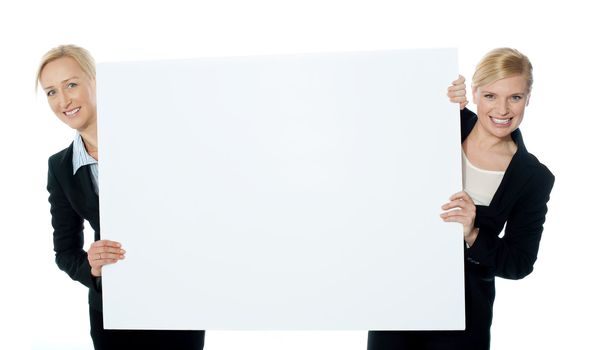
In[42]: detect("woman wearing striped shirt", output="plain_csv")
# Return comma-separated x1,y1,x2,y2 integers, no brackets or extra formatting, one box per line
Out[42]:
38,44,205,350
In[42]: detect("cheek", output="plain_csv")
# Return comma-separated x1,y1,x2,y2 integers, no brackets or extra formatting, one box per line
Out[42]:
475,100,491,116
513,104,526,117
88,94,97,109
83,88,97,109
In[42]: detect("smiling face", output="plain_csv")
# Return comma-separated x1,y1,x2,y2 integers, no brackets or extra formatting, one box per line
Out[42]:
39,56,97,133
472,75,530,140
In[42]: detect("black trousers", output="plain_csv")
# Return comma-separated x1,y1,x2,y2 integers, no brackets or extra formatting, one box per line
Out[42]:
368,264,495,350
90,308,205,350
367,330,490,350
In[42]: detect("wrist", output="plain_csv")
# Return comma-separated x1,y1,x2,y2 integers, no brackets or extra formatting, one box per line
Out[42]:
465,227,479,247
91,268,101,277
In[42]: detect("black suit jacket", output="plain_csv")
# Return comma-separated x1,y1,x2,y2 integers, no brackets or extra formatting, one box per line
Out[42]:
48,143,103,311
460,108,555,332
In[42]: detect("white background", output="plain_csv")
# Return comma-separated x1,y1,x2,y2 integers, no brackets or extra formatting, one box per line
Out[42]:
0,0,586,349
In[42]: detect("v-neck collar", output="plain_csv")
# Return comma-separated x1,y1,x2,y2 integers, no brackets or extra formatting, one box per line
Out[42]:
61,143,100,223
462,113,534,211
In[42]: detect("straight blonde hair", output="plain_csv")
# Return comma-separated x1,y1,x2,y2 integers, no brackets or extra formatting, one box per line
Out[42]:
472,48,533,92
36,44,95,91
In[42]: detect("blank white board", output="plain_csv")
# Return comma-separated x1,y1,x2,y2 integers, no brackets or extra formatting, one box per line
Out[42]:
97,48,464,330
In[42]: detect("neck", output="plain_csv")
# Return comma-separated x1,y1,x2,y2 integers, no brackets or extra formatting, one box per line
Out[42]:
79,123,98,155
469,122,513,152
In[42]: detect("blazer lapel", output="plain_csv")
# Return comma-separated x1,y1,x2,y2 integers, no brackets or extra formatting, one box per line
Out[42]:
74,166,100,224
486,128,534,214
60,143,100,226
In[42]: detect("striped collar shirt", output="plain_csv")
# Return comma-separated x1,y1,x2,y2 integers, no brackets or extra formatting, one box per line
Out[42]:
72,133,99,195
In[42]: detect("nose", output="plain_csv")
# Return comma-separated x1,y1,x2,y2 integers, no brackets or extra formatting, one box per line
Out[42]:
58,90,72,109
497,99,509,116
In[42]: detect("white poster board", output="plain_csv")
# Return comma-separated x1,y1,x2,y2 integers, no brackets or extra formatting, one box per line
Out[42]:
97,48,464,330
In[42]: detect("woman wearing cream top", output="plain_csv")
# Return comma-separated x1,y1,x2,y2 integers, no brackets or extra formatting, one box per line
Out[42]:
368,48,555,350
462,149,505,206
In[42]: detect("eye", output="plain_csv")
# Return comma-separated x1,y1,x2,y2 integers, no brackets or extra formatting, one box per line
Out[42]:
483,93,495,100
510,95,523,102
46,89,56,97
66,82,78,88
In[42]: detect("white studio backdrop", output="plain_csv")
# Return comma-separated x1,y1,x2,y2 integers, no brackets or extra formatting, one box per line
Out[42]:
0,0,586,349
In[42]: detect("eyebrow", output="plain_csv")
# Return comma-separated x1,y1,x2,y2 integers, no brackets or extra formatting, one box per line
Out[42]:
480,90,526,95
43,76,80,90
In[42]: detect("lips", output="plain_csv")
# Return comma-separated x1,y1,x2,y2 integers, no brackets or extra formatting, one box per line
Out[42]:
490,116,512,126
64,107,81,117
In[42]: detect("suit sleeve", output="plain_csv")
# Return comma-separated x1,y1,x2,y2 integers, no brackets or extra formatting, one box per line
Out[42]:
47,159,100,292
466,166,555,280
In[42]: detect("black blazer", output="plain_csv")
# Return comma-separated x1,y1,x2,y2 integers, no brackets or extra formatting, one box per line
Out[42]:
460,108,555,332
47,143,103,311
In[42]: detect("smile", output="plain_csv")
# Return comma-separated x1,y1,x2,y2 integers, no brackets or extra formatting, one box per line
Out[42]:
490,116,513,126
64,107,81,117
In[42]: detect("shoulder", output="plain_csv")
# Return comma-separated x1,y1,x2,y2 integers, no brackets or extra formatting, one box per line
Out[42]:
460,108,477,140
48,143,74,174
460,107,477,122
519,151,555,196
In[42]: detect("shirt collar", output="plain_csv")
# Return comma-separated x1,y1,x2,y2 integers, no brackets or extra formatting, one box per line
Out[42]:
72,133,98,175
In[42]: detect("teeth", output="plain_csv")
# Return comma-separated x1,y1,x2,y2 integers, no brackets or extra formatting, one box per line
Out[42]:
491,117,511,125
65,107,80,116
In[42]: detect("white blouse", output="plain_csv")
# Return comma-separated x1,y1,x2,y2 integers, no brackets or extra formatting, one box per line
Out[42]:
462,149,505,206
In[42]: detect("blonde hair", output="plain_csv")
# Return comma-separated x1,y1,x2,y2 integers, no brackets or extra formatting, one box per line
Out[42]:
36,44,95,91
472,48,533,92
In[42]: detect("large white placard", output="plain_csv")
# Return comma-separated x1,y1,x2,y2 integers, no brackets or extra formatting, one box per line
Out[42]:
97,48,463,330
